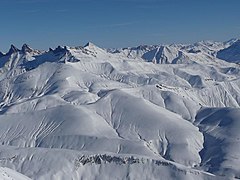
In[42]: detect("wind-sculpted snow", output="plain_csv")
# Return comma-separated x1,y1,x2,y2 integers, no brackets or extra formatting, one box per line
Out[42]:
0,39,239,179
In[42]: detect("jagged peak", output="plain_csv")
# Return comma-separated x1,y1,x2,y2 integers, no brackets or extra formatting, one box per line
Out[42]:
84,42,97,48
49,47,54,52
51,46,68,54
6,44,20,55
21,43,33,53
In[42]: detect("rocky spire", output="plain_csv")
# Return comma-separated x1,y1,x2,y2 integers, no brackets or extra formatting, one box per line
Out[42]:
6,44,19,56
21,44,33,53
53,46,67,54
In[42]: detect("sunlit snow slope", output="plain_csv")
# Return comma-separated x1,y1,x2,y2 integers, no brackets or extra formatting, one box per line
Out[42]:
0,167,31,180
0,39,239,179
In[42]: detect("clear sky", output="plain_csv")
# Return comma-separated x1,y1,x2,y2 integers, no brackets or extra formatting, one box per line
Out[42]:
0,0,240,52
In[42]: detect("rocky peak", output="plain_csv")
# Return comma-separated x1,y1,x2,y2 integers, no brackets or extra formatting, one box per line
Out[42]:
21,44,33,53
6,44,19,55
84,42,96,48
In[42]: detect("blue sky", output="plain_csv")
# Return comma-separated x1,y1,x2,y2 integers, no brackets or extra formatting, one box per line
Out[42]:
0,0,240,52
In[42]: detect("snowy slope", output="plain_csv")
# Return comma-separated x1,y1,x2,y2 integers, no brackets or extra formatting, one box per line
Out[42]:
217,40,240,63
195,107,240,178
0,39,239,179
0,167,31,180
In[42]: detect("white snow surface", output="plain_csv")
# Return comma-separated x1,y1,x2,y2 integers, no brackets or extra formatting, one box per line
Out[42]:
0,167,31,180
0,40,239,179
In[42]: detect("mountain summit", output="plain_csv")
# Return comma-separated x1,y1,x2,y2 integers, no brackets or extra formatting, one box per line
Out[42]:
21,44,33,53
84,42,97,48
6,44,19,55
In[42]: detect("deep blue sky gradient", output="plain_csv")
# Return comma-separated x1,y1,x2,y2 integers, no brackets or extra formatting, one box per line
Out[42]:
0,0,240,52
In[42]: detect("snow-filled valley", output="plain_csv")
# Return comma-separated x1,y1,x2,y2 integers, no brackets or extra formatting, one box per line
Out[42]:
0,39,239,179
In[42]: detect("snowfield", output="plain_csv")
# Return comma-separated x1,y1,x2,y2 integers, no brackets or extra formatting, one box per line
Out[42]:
0,167,31,180
0,39,239,179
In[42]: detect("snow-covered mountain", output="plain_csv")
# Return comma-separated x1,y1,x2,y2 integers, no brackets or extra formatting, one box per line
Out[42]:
217,40,240,63
0,39,239,180
109,39,239,64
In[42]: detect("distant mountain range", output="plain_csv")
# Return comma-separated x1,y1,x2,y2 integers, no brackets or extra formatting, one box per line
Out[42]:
1,38,240,64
